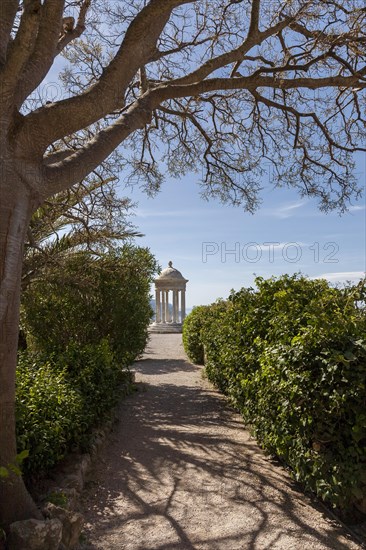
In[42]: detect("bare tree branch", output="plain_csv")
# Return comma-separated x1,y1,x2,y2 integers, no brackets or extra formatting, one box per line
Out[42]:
249,0,260,34
175,17,292,86
251,89,366,153
163,74,366,99
17,0,194,151
43,96,152,194
57,0,90,52
3,0,42,91
2,0,366,216
14,0,67,107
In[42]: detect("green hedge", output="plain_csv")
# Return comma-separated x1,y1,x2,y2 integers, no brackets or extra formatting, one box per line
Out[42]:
183,275,366,511
16,354,83,474
17,244,157,476
183,306,210,364
16,341,132,476
21,245,157,362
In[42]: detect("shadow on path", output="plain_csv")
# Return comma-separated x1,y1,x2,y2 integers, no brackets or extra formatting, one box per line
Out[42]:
79,340,361,550
133,358,198,375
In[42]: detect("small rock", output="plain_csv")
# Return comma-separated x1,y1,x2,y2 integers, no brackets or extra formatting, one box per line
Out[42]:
62,472,84,492
43,503,84,548
8,518,62,550
44,487,78,510
90,435,104,457
62,511,84,548
80,454,91,481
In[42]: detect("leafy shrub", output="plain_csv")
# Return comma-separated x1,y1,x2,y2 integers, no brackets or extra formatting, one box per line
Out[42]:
96,247,157,362
202,291,257,393
17,244,156,477
16,353,83,474
16,341,132,475
21,245,157,362
57,340,131,436
183,306,211,364
193,274,366,511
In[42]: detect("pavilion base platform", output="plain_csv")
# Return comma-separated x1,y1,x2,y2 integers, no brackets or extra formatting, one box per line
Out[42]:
149,322,183,334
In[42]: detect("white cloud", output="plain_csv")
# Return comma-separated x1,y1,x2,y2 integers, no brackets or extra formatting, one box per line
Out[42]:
313,271,365,283
348,204,366,212
263,201,307,219
260,241,308,249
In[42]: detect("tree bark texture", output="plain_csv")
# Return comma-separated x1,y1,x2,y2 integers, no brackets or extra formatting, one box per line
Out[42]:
0,165,42,525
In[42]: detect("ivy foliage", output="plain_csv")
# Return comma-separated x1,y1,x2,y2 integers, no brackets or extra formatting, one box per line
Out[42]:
183,274,366,511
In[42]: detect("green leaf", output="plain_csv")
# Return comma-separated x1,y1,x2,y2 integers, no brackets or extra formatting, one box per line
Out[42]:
16,449,30,464
0,466,9,478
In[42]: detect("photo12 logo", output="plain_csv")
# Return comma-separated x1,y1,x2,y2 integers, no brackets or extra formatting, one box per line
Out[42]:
201,241,339,264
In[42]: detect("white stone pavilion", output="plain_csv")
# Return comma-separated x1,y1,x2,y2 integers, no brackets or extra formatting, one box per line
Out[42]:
150,261,188,333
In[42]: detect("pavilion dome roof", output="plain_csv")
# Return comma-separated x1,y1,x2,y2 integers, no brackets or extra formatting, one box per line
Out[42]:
155,261,188,284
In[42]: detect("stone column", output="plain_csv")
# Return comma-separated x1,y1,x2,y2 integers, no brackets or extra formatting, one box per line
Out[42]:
165,290,171,322
181,289,186,322
173,290,178,323
164,290,170,323
155,289,161,323
161,290,166,323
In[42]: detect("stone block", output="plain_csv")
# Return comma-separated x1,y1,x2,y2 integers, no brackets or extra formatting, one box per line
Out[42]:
62,472,84,492
8,518,62,550
80,453,91,482
43,503,84,548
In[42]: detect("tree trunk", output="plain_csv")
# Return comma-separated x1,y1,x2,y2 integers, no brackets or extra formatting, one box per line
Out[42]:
0,166,42,527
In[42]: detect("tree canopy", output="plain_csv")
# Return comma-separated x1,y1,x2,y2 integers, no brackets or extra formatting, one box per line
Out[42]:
3,0,366,209
22,177,141,290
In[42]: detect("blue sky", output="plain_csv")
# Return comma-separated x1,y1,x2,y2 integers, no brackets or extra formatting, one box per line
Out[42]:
125,154,366,309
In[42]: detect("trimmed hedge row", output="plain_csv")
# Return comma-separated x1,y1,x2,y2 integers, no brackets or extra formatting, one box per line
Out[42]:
17,245,157,476
16,341,132,475
182,305,210,364
21,245,157,363
183,274,366,511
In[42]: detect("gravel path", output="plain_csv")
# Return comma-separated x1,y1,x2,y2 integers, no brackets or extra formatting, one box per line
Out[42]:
78,333,361,549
